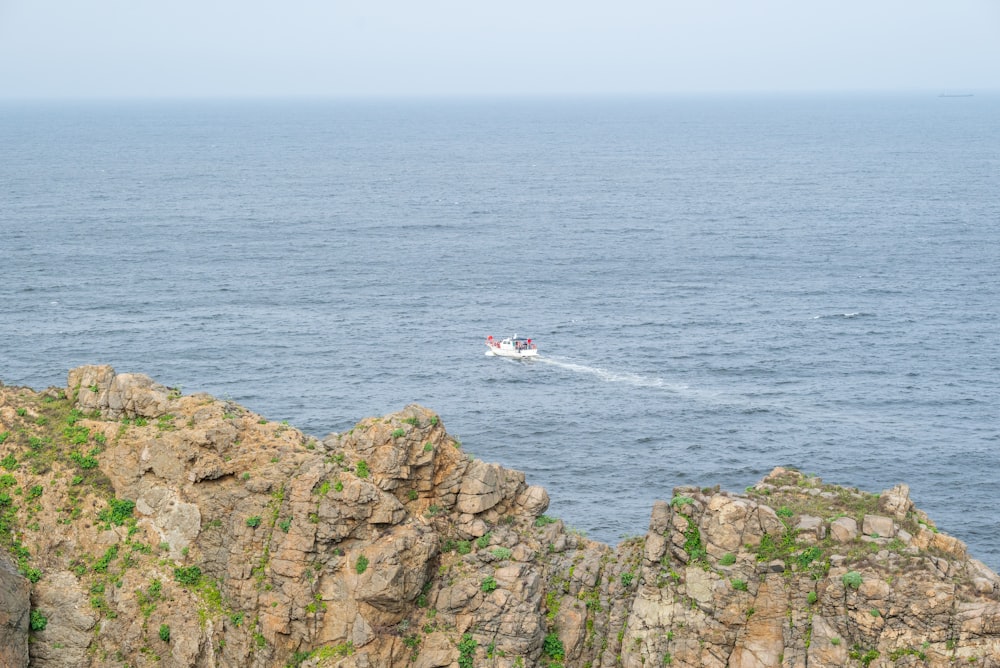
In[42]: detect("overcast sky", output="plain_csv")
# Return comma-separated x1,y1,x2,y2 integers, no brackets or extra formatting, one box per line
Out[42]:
1,0,998,99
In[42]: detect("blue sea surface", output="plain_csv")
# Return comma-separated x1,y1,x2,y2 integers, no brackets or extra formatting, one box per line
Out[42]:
2,94,998,570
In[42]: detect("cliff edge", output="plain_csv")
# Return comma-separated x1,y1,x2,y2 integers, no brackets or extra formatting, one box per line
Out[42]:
0,365,997,667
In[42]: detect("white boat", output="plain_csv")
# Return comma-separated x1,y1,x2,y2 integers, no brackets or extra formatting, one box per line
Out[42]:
485,334,538,359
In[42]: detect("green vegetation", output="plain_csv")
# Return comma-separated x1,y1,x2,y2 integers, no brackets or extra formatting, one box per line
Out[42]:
889,647,927,661
481,576,498,593
246,516,262,528
391,428,406,438
98,498,135,526
842,571,863,590
355,555,369,574
849,646,880,667
543,632,566,662
355,460,370,478
174,566,202,586
719,552,736,566
457,633,477,668
491,547,513,560
682,517,706,563
30,609,48,631
158,624,171,642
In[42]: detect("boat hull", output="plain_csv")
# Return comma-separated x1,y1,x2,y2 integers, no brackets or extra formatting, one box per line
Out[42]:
485,335,539,359
486,347,538,359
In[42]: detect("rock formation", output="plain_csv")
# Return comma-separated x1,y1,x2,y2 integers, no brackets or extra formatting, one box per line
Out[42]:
0,365,997,667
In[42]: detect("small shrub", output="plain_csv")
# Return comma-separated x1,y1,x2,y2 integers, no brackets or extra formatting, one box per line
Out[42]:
670,495,694,508
719,552,736,566
842,571,863,590
159,624,171,642
456,541,472,555
481,576,498,593
355,555,369,574
278,519,291,533
98,498,136,526
355,461,370,478
30,609,47,631
0,454,18,470
391,428,405,439
731,578,748,591
543,632,565,660
795,546,822,568
173,566,202,586
69,451,98,469
491,547,513,560
621,572,635,587
458,633,476,668
807,590,818,605
246,516,262,528
476,533,492,549
776,506,794,518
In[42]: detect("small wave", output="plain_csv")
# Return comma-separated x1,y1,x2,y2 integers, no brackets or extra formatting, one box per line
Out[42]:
812,312,873,320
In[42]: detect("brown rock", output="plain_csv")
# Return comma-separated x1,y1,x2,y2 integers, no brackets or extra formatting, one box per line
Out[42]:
0,557,29,668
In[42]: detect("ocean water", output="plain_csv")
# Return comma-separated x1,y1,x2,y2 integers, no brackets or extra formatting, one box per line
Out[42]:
2,94,998,571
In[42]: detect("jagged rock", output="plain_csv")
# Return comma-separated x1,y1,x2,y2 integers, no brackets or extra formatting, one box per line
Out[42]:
0,368,999,668
28,572,97,667
0,556,29,668
878,482,913,519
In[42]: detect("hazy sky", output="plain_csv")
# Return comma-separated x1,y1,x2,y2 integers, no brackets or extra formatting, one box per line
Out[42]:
1,0,998,98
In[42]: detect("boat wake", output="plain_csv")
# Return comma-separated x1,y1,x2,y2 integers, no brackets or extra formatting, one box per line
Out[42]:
535,356,668,389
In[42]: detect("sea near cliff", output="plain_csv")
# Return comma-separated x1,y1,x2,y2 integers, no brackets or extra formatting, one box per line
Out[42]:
2,93,998,570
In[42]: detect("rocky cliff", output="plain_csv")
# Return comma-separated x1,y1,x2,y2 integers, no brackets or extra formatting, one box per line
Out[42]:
0,365,998,668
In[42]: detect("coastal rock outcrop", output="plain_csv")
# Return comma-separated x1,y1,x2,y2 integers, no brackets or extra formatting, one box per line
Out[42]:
0,366,997,667
0,555,30,667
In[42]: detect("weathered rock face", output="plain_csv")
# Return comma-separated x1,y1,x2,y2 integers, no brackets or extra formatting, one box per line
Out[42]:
0,556,30,667
0,368,999,667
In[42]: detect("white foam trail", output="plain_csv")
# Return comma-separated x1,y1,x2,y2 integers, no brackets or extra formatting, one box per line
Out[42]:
535,356,667,389
535,356,769,408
